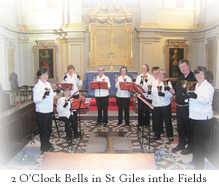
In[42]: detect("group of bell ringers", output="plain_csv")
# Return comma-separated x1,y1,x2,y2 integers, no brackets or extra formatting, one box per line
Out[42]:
33,59,214,170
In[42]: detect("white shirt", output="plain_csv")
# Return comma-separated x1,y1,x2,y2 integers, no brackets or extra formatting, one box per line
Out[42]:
189,80,214,120
115,75,132,98
94,74,111,97
33,79,56,113
149,79,173,107
135,73,154,97
62,73,82,96
57,96,72,118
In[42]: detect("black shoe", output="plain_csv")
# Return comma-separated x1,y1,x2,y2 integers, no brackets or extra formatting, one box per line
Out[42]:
189,161,195,165
145,125,150,129
169,138,173,142
117,122,122,126
103,123,107,127
96,121,102,125
48,147,55,152
172,145,185,153
74,133,80,138
180,148,192,155
153,136,160,141
126,123,130,126
65,136,72,141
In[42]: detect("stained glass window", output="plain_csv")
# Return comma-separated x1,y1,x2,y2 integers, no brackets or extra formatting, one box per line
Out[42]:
82,0,140,7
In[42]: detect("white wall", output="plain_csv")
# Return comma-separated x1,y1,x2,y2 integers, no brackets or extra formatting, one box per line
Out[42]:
205,0,219,24
0,1,17,27
0,0,219,89
157,9,195,28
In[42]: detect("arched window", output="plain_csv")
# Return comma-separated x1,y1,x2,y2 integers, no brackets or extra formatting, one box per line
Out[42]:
4,0,16,7
163,0,194,9
82,0,140,7
33,0,58,9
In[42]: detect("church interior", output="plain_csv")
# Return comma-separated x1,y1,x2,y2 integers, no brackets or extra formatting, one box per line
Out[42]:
0,0,219,170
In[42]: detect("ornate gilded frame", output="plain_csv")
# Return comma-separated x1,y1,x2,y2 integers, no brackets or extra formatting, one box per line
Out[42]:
33,40,58,83
165,40,189,80
88,3,134,67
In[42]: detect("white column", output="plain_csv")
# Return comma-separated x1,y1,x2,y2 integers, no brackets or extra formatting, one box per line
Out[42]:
0,36,6,89
194,0,205,27
63,0,69,27
140,0,158,27
215,37,219,89
17,38,31,86
69,0,83,28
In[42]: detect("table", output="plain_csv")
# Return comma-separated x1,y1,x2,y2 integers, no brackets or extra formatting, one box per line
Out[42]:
42,152,156,170
82,71,138,97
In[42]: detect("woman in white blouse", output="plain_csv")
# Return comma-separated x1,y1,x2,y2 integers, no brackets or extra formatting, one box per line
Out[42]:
33,66,60,153
94,66,111,127
57,85,80,141
135,64,154,127
188,66,214,170
62,65,82,122
150,68,174,142
115,66,132,126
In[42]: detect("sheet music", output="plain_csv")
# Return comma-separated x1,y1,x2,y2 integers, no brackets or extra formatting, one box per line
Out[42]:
137,94,154,110
85,98,91,104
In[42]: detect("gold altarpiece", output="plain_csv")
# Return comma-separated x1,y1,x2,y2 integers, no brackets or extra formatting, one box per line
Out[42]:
88,2,134,70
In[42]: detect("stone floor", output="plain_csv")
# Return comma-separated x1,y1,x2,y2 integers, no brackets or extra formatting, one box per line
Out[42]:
30,117,190,170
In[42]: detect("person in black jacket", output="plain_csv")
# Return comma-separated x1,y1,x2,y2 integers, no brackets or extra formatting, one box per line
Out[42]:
170,59,197,155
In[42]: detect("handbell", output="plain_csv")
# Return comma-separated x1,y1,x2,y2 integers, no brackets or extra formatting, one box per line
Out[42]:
162,78,168,86
180,80,188,89
157,86,162,92
187,81,197,92
147,85,152,91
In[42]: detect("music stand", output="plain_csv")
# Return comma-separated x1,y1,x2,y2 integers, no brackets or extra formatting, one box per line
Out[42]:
66,98,91,152
90,81,111,130
130,84,155,150
90,81,108,91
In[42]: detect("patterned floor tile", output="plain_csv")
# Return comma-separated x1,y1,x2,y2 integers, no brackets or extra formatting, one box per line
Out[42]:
30,118,189,170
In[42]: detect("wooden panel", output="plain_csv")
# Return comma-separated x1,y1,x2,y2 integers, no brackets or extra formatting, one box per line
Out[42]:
0,101,38,166
6,118,21,151
42,153,156,170
30,106,38,133
19,111,31,142
0,125,6,155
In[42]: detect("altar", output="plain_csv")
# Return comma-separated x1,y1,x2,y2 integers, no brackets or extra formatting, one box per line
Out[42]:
82,71,138,97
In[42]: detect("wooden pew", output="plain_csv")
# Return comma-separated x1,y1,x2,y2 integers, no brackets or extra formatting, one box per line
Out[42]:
0,101,38,166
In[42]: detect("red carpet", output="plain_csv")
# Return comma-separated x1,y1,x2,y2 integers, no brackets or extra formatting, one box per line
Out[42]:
89,97,134,111
89,97,177,113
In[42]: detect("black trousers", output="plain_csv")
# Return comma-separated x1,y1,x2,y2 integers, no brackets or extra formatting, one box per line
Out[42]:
116,97,130,124
176,106,192,149
72,94,79,122
37,112,53,152
59,115,78,137
138,97,151,126
95,96,109,124
153,104,173,138
191,119,211,170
